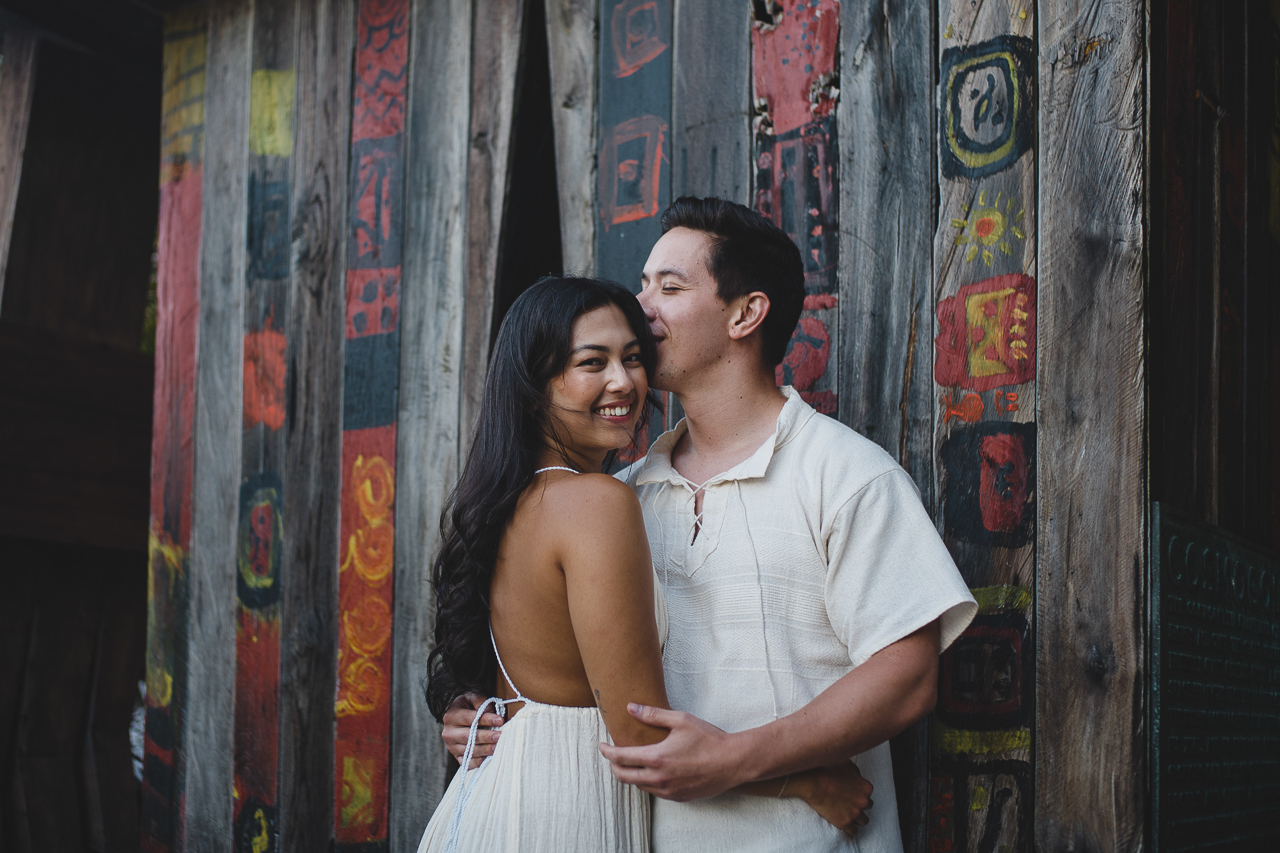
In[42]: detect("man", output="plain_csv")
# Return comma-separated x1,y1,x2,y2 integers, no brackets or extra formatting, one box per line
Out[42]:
445,198,976,852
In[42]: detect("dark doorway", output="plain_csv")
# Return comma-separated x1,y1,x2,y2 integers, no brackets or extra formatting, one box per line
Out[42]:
1149,0,1280,552
0,2,162,850
489,0,563,345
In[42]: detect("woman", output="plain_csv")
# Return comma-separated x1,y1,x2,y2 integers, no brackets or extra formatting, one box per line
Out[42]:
419,277,855,852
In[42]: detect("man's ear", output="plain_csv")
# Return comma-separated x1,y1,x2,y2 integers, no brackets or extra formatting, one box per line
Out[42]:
727,292,771,342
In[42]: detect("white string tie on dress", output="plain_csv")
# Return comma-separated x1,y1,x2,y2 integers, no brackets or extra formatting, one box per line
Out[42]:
443,600,547,849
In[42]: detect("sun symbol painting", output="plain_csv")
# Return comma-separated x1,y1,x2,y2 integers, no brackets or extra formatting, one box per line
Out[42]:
952,189,1026,266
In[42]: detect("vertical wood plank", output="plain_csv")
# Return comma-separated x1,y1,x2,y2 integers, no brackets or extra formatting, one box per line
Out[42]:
278,0,352,849
837,3,934,848
0,20,37,304
333,1,410,849
390,0,473,845
671,0,749,203
144,10,209,848
838,0,934,495
1035,0,1146,848
927,4,1038,853
461,0,524,447
752,1,840,418
545,0,598,274
185,0,250,847
594,0,671,292
596,0,672,441
233,0,297,849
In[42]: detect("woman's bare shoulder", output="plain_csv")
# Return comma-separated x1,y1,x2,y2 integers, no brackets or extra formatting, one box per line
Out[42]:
535,473,644,547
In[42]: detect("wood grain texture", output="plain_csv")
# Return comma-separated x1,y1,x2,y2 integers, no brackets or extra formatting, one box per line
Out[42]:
838,0,934,499
278,0,351,848
184,0,249,847
1035,1,1146,850
389,0,472,846
233,0,296,848
836,5,935,849
671,0,749,202
0,21,36,304
461,0,524,448
927,5,1038,853
545,0,598,274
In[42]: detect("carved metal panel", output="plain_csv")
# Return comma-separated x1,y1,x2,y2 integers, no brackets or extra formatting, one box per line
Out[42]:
1151,503,1280,851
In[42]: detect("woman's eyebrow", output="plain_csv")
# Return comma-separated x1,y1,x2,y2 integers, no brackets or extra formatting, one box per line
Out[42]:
570,343,610,354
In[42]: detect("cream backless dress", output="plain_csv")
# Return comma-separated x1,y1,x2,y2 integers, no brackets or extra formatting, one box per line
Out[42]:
417,571,667,853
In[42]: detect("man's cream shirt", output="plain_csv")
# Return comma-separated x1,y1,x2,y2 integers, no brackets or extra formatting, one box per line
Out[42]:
620,386,977,853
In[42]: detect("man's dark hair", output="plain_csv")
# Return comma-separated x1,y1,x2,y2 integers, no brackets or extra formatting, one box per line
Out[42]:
660,196,804,366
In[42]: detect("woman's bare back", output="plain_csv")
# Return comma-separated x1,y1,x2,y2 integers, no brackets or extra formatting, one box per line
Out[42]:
488,470,668,746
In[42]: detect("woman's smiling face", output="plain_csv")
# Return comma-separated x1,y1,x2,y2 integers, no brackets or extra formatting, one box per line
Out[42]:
543,303,649,468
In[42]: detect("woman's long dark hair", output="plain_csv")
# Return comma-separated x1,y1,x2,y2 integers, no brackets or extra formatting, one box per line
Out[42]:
425,276,661,720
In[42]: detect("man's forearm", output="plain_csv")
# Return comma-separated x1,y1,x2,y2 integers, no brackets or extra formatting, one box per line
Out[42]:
727,621,939,786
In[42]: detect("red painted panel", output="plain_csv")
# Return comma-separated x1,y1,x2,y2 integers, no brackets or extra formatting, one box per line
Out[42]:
143,12,207,849
934,274,1036,392
337,3,407,848
150,171,202,547
754,0,840,415
243,325,287,429
335,425,397,846
751,0,839,137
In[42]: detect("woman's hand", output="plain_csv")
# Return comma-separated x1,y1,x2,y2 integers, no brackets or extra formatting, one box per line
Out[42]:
790,763,874,836
441,692,504,768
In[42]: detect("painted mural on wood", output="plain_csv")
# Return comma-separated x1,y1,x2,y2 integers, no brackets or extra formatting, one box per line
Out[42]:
595,0,671,287
939,36,1035,180
143,11,207,851
597,0,672,453
232,8,296,850
929,586,1033,853
930,7,1037,852
752,0,840,415
336,2,407,849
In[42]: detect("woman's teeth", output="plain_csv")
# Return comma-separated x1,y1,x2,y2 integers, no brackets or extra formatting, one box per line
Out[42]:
597,405,630,417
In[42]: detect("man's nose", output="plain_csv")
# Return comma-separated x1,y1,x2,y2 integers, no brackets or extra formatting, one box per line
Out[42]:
636,287,656,320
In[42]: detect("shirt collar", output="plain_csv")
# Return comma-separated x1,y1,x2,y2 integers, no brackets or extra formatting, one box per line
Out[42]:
634,386,817,487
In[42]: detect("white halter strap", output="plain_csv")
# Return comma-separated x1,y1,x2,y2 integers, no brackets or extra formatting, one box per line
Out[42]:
443,631,539,852
534,466,580,475
489,626,533,706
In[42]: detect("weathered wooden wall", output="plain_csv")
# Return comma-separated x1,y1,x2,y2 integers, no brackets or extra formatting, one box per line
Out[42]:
116,0,1162,850
390,0,472,845
139,2,471,851
927,3,1038,852
1035,0,1146,849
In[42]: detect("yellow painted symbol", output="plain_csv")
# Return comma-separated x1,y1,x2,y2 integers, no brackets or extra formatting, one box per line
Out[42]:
341,455,396,586
251,808,269,853
340,757,376,828
971,784,990,811
933,721,1031,754
952,191,1026,265
249,70,296,156
965,288,1017,378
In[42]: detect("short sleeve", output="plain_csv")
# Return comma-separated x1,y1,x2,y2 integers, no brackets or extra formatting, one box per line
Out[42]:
824,468,977,668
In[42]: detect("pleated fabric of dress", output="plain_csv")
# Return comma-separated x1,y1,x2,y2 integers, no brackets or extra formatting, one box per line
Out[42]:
417,574,665,852
416,702,650,853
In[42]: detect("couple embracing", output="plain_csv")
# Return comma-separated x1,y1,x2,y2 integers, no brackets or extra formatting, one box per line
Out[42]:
417,197,977,852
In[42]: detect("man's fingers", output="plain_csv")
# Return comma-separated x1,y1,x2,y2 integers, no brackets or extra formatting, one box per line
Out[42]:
626,703,683,728
442,708,477,728
598,742,653,768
